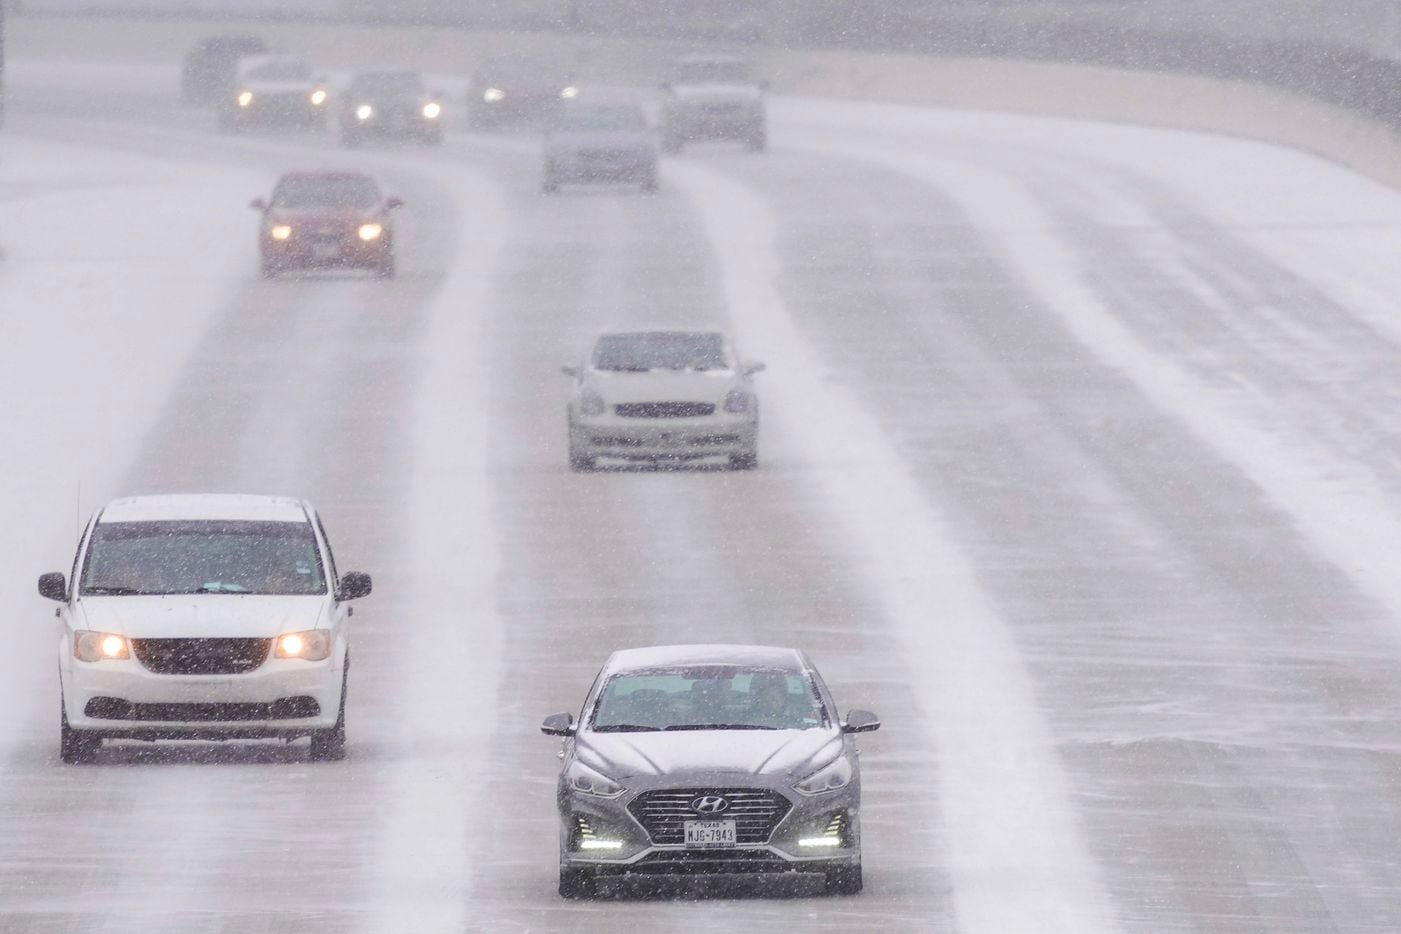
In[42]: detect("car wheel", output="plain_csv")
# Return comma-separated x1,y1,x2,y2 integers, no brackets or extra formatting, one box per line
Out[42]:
60,698,99,765
559,865,597,898
746,126,767,152
261,259,279,279
543,174,561,195
729,449,758,471
824,861,862,895
640,172,659,193
309,665,348,762
376,254,396,279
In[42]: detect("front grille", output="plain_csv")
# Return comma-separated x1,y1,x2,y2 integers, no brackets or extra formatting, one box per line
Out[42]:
84,696,319,722
614,402,716,419
132,638,271,675
628,788,792,845
621,849,793,875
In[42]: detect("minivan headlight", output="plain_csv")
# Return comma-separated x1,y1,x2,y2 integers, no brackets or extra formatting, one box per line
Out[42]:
275,630,332,661
794,756,852,796
74,631,129,662
566,760,626,798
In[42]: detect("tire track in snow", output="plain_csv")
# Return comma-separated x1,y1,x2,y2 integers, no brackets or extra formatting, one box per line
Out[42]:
666,161,1121,934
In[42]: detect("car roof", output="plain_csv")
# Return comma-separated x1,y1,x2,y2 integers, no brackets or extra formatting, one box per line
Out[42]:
605,644,808,673
98,494,311,524
276,170,376,182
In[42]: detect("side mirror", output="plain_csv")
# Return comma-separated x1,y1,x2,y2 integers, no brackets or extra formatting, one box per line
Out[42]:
38,572,67,602
842,709,880,734
249,198,268,211
541,712,575,736
561,364,579,377
743,361,766,376
386,196,404,210
338,571,373,601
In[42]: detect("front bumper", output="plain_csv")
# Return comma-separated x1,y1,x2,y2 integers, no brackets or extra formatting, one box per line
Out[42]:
62,653,343,737
667,106,764,140
559,780,861,878
229,97,326,127
262,234,390,270
570,415,756,460
345,111,441,140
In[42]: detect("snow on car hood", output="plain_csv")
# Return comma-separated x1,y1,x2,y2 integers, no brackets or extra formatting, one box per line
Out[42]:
577,728,842,780
672,84,763,104
585,368,740,404
75,594,328,639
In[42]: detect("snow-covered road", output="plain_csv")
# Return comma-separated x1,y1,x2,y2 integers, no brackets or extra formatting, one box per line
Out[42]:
3,53,1401,933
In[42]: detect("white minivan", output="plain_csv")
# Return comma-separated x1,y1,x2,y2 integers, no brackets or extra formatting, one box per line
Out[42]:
38,494,371,763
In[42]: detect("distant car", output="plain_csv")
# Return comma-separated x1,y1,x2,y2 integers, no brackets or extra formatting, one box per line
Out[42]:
543,103,658,194
466,60,577,129
39,494,373,764
251,171,402,278
220,55,329,133
181,34,266,105
339,69,443,147
562,329,763,470
542,644,880,897
660,54,767,153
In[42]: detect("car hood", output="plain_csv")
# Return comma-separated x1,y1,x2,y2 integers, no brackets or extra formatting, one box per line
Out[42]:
243,80,318,95
353,93,427,108
584,369,740,404
75,594,328,639
268,207,384,225
577,728,842,780
548,129,655,151
672,84,763,104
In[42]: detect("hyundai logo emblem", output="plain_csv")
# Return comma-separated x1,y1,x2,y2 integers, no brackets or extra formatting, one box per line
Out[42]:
691,795,730,814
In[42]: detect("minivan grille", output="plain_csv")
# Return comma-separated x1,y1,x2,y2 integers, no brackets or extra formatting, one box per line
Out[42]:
614,402,715,418
131,638,271,675
628,788,791,845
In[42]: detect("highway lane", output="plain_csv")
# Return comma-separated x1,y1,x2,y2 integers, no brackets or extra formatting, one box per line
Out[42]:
6,55,1401,933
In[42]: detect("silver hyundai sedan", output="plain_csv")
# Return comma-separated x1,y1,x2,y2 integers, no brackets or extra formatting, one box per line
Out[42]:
541,644,880,897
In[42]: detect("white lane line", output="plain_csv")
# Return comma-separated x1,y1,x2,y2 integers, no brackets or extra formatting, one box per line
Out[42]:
667,161,1121,934
359,162,507,933
808,136,1401,639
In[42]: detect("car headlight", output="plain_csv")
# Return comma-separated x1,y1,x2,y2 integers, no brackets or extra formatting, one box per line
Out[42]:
74,631,129,662
237,90,253,107
310,88,328,106
723,389,752,413
355,103,374,121
275,630,332,661
578,389,606,417
357,223,383,241
483,87,505,103
422,101,442,119
566,760,626,798
794,756,853,796
560,86,579,99
269,224,292,241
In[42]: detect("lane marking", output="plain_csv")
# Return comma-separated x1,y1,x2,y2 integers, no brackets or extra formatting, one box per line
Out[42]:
667,161,1121,934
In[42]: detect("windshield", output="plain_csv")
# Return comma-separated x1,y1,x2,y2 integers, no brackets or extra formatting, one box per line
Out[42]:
557,106,647,132
673,60,751,84
591,666,826,731
244,60,310,82
350,72,424,96
592,332,729,371
272,176,380,210
79,520,327,596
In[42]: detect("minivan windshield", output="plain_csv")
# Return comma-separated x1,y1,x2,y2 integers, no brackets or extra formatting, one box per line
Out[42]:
591,666,826,731
80,520,327,596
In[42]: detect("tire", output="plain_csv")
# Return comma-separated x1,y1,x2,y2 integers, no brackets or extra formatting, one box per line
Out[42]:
746,126,767,153
261,259,279,279
640,173,659,193
542,174,560,195
729,449,758,471
559,865,596,899
824,861,862,895
60,699,100,765
376,254,396,280
309,664,348,762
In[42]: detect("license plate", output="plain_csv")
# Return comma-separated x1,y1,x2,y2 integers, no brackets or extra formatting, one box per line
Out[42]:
311,242,340,259
684,819,737,849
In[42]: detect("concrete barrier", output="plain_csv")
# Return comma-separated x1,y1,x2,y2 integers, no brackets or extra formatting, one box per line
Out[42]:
10,13,1401,190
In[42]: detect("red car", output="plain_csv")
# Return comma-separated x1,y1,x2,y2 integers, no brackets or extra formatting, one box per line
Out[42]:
251,171,402,278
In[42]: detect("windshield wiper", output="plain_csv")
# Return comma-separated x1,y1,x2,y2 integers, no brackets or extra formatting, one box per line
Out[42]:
81,585,144,595
191,583,252,594
592,724,662,732
662,724,778,731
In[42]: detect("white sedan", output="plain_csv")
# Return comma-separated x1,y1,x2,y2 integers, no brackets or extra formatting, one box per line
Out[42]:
38,494,372,763
563,329,764,471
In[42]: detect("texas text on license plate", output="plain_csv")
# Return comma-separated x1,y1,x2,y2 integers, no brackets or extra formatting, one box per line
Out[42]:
683,819,737,848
